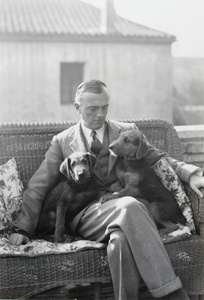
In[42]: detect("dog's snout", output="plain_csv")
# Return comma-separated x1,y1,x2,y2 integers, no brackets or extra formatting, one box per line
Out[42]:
77,171,85,178
75,167,85,176
73,165,91,184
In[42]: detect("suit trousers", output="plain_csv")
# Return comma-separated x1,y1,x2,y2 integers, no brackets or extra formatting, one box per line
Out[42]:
75,197,182,300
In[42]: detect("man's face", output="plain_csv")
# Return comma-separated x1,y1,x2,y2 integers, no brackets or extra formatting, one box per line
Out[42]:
75,89,110,130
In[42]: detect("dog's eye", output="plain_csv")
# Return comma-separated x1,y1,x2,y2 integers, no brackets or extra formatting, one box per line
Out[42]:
124,137,130,143
71,161,76,167
81,158,88,164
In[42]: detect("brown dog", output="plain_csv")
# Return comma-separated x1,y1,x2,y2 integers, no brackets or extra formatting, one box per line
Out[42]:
100,129,186,233
36,152,101,242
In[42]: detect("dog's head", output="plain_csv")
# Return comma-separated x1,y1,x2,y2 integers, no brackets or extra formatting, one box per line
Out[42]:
109,129,149,160
60,152,97,185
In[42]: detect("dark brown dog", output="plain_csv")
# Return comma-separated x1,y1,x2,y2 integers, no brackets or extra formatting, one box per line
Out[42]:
36,152,101,242
100,129,186,233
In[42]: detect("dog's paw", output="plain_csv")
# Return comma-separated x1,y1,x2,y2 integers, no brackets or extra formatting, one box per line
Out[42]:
54,236,64,243
159,224,180,235
54,231,65,243
112,192,120,196
99,193,116,204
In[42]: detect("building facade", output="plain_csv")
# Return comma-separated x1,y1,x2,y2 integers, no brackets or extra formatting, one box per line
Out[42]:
0,0,175,123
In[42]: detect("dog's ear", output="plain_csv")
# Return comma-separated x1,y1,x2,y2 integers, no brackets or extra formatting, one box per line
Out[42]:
136,133,149,159
85,152,97,170
60,158,71,179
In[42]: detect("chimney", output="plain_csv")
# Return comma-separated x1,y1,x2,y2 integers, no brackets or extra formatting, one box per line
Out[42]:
100,0,116,34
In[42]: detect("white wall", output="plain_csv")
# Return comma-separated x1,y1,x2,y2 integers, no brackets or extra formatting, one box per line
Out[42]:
0,41,173,123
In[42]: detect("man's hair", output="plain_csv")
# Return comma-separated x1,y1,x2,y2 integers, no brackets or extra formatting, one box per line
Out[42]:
74,79,109,103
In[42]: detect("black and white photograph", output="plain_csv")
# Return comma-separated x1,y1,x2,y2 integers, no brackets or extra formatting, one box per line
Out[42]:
0,1,204,299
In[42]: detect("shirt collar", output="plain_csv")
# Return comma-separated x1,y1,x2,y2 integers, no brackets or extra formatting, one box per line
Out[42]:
80,121,105,143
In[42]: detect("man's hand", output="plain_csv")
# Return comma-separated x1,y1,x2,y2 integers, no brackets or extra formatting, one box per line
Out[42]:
189,174,204,198
9,233,29,245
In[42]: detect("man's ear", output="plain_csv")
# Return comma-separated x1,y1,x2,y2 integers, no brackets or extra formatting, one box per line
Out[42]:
85,152,97,170
60,158,71,179
74,102,80,114
136,134,149,159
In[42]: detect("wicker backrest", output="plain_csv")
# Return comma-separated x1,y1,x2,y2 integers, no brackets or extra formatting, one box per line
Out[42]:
0,119,183,189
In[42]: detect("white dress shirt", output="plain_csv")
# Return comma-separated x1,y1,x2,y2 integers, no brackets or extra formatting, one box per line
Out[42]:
80,121,105,147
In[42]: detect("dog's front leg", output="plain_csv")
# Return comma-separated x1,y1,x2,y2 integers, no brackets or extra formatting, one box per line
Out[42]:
98,188,135,204
99,184,142,204
115,170,143,199
101,184,142,203
54,195,69,243
118,185,142,198
98,185,137,203
98,181,125,203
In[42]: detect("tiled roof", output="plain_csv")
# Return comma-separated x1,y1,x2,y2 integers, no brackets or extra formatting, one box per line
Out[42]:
0,0,175,42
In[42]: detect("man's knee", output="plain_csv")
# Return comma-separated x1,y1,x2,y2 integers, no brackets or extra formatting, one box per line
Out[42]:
117,196,148,212
107,230,127,254
109,230,126,243
115,196,155,227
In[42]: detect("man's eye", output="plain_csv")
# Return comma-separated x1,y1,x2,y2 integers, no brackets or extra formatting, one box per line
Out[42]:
103,106,108,110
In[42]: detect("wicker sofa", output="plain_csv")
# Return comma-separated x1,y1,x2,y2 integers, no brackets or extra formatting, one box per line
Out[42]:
0,118,204,300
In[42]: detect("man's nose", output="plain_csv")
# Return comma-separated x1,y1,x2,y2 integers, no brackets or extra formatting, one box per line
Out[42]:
97,108,105,117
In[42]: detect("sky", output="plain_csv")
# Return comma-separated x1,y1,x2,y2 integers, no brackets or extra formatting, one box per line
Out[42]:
82,0,204,57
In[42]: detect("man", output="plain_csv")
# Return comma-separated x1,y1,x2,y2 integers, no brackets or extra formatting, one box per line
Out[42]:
9,80,204,300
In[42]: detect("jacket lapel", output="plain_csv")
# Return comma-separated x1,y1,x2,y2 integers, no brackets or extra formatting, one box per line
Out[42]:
69,122,88,153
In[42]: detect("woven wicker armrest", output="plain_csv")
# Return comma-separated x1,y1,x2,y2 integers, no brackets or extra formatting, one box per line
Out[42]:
184,184,204,238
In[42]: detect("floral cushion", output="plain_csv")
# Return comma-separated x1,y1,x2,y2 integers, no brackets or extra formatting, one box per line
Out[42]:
0,237,106,257
0,230,106,257
160,224,191,244
0,158,24,230
153,157,196,243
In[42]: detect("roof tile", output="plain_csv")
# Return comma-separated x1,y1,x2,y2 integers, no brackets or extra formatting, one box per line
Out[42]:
0,0,175,41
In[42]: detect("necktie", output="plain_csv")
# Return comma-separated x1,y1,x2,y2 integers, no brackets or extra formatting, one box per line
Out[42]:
90,130,102,154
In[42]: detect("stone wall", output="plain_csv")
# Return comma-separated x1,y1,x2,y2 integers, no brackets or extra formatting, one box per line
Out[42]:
175,125,204,172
